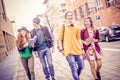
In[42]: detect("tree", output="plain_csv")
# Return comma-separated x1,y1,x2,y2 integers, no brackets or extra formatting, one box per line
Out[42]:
37,12,55,40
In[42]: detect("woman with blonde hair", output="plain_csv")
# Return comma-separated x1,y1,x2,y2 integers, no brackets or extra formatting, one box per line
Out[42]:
81,17,102,80
16,26,35,80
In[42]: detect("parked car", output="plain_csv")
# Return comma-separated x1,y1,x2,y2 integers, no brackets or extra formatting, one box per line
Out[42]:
97,25,120,42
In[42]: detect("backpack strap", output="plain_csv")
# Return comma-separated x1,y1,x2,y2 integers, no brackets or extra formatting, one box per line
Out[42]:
62,25,65,41
41,26,54,48
57,25,65,50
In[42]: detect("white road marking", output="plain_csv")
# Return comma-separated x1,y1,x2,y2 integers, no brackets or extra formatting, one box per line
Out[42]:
102,48,120,52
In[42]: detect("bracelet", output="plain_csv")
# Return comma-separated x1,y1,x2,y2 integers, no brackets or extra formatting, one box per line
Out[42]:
59,49,64,52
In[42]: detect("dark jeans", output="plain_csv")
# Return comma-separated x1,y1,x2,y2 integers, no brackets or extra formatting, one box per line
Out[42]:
21,56,35,80
66,55,84,80
37,47,55,79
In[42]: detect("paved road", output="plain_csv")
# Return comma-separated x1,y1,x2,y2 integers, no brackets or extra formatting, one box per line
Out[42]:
0,40,120,80
100,40,120,50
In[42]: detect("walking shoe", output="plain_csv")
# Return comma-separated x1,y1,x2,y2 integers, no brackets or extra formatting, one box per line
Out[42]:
46,78,50,80
52,78,55,80
96,72,101,80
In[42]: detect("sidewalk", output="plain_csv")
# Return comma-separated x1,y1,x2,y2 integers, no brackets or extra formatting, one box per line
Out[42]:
12,48,120,80
0,47,19,80
12,52,73,80
1,47,119,80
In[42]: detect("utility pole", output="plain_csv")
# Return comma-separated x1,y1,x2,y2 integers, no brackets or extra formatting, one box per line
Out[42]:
94,0,102,27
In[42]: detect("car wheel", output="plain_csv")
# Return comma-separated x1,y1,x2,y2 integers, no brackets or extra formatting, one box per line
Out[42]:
105,36,109,42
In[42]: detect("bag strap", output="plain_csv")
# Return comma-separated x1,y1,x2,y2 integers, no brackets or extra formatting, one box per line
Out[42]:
41,26,53,47
62,25,65,41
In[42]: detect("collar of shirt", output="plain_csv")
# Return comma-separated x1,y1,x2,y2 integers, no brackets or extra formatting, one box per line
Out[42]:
67,23,74,27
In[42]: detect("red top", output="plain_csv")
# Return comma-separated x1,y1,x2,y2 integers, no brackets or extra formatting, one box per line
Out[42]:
81,29,101,54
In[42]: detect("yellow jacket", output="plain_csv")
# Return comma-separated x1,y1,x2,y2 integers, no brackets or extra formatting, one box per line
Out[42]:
58,25,83,56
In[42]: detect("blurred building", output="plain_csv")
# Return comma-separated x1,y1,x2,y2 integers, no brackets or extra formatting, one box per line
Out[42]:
43,0,72,41
0,0,16,61
44,0,120,29
58,0,72,25
70,0,120,27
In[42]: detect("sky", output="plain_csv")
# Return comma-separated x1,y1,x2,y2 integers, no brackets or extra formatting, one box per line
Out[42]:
4,0,46,31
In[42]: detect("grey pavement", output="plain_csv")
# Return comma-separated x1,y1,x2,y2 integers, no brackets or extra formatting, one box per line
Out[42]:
0,45,120,80
0,47,19,80
12,48,120,80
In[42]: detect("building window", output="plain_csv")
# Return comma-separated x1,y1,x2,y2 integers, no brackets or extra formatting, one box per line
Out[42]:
107,0,118,7
88,8,93,14
62,9,67,13
61,3,66,7
86,0,96,14
71,0,76,3
79,6,85,18
74,9,80,20
96,0,103,11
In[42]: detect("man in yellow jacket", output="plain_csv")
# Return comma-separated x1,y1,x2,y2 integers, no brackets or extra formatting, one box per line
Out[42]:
58,11,85,80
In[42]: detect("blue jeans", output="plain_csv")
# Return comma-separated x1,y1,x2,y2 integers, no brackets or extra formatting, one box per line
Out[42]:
37,47,55,79
66,55,84,80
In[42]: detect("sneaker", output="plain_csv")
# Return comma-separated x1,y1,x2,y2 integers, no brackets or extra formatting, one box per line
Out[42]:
46,78,50,80
96,72,101,80
52,78,55,80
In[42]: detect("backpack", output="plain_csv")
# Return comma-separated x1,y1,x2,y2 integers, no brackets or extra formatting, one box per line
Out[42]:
41,26,54,48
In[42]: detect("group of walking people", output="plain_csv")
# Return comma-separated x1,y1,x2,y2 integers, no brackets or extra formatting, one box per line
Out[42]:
16,10,103,80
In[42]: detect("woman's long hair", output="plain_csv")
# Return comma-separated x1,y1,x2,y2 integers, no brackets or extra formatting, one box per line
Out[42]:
16,31,30,48
84,17,95,31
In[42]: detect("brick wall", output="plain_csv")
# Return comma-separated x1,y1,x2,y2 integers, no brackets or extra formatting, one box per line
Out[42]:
0,0,16,61
70,0,120,28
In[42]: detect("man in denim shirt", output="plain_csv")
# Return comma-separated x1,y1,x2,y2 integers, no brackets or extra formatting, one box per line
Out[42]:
31,17,55,80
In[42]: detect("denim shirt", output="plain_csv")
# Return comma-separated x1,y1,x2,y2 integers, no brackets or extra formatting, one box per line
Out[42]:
34,28,48,50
